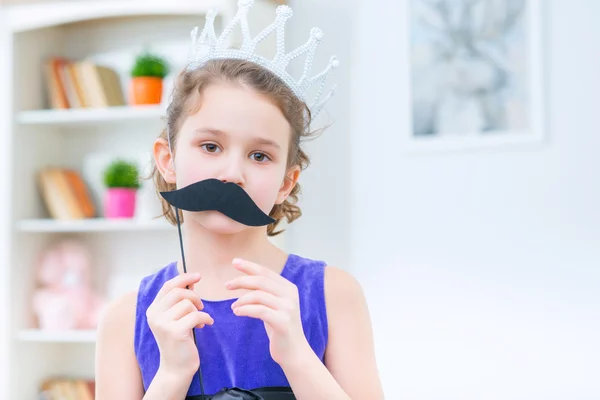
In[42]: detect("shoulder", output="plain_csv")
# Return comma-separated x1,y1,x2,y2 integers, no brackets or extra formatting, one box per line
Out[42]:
95,291,138,365
323,266,366,311
97,291,138,338
106,290,138,318
322,266,372,341
285,254,363,303
97,261,176,342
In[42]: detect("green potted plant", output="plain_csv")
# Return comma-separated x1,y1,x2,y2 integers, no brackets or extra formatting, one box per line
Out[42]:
103,159,140,219
129,51,169,105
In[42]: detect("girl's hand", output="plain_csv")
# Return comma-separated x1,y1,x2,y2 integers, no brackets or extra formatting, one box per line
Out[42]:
146,273,214,378
226,258,312,369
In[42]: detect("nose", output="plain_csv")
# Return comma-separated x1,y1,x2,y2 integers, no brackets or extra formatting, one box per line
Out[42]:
217,156,245,187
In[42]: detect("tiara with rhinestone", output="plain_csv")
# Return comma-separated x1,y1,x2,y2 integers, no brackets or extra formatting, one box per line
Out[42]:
186,0,339,119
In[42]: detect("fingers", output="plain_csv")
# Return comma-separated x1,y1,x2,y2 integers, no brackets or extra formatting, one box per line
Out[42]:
231,290,282,311
153,310,213,341
158,287,204,313
232,258,280,279
232,304,286,331
155,272,202,302
176,310,214,331
165,298,200,321
147,275,206,331
226,275,288,297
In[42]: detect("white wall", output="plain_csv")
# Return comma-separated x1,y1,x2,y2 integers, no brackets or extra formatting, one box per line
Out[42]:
349,0,600,399
285,0,355,269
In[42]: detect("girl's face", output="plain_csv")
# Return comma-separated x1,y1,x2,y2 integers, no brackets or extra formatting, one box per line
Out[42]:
155,82,299,235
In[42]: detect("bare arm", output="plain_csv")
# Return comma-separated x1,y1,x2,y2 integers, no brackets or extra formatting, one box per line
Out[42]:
95,291,145,399
322,267,384,399
282,267,384,399
95,291,196,400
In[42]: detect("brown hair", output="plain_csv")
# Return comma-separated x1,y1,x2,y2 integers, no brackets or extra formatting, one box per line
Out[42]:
150,59,315,236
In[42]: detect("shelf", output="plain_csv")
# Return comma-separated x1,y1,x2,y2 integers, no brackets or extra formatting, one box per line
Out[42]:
16,329,96,343
5,0,231,33
16,105,166,127
16,218,175,233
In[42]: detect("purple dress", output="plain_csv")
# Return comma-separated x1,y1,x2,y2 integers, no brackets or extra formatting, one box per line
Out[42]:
134,254,329,397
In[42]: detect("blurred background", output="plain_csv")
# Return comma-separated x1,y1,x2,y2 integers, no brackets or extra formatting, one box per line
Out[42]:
0,0,598,399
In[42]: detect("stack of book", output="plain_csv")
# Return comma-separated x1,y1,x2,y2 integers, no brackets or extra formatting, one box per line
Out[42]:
38,168,96,220
44,57,126,110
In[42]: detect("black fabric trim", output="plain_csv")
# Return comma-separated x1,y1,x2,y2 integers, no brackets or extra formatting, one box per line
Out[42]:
186,386,295,400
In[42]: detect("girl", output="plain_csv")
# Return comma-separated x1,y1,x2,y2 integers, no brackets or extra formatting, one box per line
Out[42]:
94,4,383,400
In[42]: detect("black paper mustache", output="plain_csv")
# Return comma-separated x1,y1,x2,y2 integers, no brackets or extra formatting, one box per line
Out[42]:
160,178,275,227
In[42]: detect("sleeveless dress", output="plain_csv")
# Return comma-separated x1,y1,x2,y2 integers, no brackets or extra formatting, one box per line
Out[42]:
134,253,329,397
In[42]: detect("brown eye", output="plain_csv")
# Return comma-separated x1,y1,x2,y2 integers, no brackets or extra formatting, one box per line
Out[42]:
201,143,220,153
250,152,270,163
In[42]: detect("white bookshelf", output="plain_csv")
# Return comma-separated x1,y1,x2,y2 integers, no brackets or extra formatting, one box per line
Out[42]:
0,1,282,398
17,329,97,344
16,218,175,233
17,104,166,127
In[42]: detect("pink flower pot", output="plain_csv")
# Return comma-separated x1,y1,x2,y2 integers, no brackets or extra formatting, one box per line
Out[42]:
104,188,137,219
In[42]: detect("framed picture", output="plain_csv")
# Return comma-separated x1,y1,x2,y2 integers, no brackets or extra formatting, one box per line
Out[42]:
402,0,545,152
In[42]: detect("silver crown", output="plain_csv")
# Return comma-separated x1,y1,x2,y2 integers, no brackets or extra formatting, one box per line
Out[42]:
186,0,339,119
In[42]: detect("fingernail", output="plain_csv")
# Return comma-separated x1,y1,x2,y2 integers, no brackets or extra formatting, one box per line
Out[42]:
224,281,232,288
194,273,201,278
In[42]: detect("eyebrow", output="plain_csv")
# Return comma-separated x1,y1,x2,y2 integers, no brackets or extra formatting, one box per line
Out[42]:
194,128,281,150
194,128,226,137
